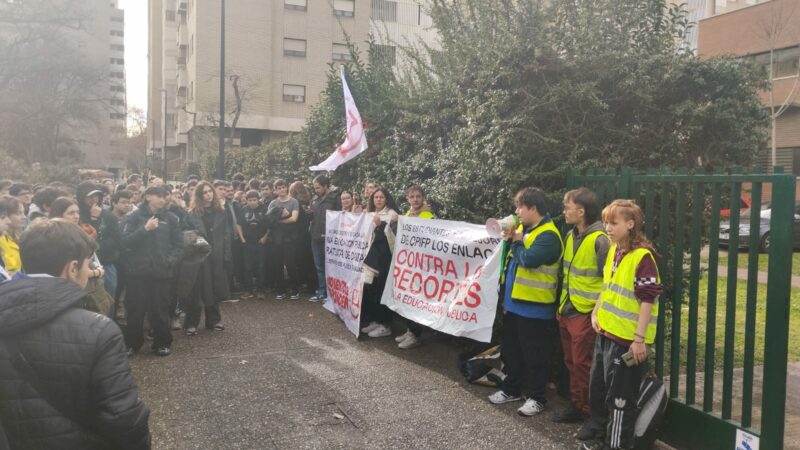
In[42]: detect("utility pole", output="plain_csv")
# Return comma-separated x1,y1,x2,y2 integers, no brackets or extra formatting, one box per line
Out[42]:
216,0,226,180
162,88,168,181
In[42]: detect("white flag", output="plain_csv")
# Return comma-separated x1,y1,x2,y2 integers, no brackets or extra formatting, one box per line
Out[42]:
309,66,368,171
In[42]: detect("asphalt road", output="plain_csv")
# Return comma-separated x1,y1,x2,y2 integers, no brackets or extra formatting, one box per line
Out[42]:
129,295,582,450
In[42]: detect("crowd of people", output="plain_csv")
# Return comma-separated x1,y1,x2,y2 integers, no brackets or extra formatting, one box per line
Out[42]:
0,173,661,450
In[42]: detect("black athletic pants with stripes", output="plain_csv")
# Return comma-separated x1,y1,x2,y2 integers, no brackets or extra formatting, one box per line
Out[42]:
588,334,648,449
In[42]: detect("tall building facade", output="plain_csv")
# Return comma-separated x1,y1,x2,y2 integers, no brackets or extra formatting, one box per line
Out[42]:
697,0,800,174
87,0,127,172
0,0,127,172
148,0,437,177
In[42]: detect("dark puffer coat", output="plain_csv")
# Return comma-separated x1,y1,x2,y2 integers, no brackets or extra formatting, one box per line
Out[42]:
0,276,150,449
120,203,184,279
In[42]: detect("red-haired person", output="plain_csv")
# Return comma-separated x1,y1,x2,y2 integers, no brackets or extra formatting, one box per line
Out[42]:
580,199,662,450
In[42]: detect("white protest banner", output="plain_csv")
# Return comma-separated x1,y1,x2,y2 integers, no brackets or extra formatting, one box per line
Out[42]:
380,216,503,342
323,211,376,337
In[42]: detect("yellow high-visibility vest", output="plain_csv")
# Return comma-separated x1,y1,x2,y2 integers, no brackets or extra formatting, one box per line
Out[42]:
597,245,660,344
558,230,605,314
510,221,563,304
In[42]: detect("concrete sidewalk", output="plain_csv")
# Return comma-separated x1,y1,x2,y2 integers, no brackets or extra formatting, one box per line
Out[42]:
130,297,585,449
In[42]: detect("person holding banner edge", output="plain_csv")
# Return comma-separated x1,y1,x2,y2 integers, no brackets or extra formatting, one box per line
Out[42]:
554,188,610,429
360,188,399,338
488,187,563,417
394,184,436,350
310,175,341,302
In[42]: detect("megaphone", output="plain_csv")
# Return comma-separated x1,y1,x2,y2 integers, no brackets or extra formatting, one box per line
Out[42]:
485,215,520,238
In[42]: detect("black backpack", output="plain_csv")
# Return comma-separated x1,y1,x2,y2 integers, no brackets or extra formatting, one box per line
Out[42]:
633,374,668,450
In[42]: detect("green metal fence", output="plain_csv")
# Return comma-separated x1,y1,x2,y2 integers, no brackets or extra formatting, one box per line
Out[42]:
567,167,795,450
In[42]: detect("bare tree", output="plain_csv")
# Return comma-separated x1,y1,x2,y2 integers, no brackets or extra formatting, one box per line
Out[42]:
0,0,106,165
754,0,800,167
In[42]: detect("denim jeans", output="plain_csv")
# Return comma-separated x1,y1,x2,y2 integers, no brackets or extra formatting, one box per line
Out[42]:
311,239,327,296
103,263,117,298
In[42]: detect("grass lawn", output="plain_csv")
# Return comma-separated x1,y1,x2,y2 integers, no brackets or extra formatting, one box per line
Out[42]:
701,251,800,277
662,275,800,375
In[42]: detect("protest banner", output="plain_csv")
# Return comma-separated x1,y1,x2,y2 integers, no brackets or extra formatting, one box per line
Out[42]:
380,216,503,342
323,211,376,337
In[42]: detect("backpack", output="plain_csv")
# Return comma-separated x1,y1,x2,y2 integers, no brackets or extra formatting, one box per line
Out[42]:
458,345,506,387
633,374,668,450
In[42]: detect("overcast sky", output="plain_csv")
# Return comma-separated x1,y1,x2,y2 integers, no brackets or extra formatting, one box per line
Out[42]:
120,0,147,116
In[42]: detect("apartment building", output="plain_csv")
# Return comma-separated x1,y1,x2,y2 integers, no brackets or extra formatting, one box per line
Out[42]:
697,0,800,174
148,0,437,177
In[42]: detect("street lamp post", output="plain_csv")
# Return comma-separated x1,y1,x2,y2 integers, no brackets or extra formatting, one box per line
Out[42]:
216,0,226,180
162,88,168,181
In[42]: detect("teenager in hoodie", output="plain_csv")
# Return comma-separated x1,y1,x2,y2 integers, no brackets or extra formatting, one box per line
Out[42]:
76,181,122,298
0,219,150,449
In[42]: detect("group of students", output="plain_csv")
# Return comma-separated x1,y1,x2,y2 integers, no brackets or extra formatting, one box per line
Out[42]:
487,187,661,450
0,174,661,450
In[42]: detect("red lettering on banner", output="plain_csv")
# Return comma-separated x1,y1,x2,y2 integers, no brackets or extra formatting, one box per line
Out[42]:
465,282,482,308
327,276,350,310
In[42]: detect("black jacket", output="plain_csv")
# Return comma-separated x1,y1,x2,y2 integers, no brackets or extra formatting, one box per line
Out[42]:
185,209,231,305
0,277,150,449
310,189,341,242
120,204,184,279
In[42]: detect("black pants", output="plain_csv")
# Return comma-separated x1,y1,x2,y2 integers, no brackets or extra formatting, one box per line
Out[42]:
407,318,426,337
588,335,648,449
124,276,173,351
184,303,221,329
499,312,552,403
274,239,299,293
262,240,278,290
230,236,244,291
242,242,266,292
361,269,392,325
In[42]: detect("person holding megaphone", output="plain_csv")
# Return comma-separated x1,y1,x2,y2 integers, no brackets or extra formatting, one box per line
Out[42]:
487,187,563,418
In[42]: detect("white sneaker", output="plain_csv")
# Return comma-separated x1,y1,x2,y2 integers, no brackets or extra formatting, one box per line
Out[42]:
367,324,391,338
361,322,379,333
398,334,421,349
394,330,414,343
488,390,522,405
517,398,545,416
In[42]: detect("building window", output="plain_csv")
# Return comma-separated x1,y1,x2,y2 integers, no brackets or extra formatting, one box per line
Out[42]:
285,0,307,11
110,57,124,64
373,44,396,66
744,47,800,79
165,10,176,21
110,98,125,106
283,84,305,103
110,16,124,23
332,43,352,61
110,71,124,79
333,0,354,17
110,85,125,92
284,38,307,57
110,30,124,37
110,113,126,120
111,44,124,51
371,0,397,22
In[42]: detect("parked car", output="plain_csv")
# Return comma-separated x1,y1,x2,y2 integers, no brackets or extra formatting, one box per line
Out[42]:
719,196,751,218
719,202,800,252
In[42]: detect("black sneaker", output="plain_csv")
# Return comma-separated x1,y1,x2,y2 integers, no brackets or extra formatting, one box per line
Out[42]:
213,322,225,331
551,404,586,424
154,347,172,357
576,420,604,441
275,292,286,300
289,291,300,300
185,327,197,336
